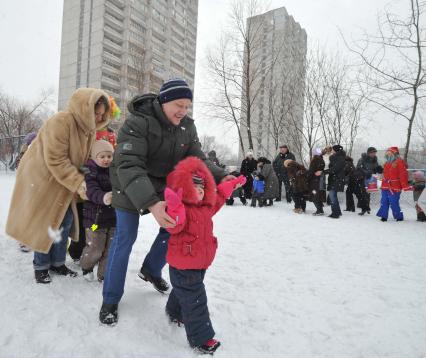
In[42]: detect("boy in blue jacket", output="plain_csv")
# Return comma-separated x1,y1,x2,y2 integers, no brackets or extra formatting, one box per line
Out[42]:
251,172,265,207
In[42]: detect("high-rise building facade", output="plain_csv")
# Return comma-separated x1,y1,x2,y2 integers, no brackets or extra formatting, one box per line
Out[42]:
58,0,198,120
239,7,307,159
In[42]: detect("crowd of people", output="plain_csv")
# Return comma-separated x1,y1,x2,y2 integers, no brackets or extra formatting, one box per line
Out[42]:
4,79,425,356
233,144,425,222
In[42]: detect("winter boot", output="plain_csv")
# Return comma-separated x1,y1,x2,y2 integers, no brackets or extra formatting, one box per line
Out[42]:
344,208,355,212
82,268,95,281
49,265,78,277
138,266,169,293
35,269,51,284
195,339,221,355
99,303,118,326
380,217,388,222
417,211,426,222
358,209,369,216
328,213,340,219
312,210,324,216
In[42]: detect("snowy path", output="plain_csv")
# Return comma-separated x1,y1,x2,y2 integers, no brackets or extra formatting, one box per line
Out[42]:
1,173,425,358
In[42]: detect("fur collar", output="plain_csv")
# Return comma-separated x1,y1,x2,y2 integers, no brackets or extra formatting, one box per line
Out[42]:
166,157,217,206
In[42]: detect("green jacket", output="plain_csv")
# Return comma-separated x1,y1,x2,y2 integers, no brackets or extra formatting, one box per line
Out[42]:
110,94,226,214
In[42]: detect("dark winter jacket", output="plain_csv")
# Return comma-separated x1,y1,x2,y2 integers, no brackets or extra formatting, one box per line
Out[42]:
240,157,258,177
356,153,381,179
273,152,296,178
259,163,279,199
345,157,365,191
109,94,226,214
286,161,309,194
326,150,346,192
307,155,325,193
83,160,116,229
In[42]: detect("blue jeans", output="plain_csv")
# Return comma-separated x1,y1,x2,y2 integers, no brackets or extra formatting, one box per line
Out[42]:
377,190,403,220
329,190,342,216
102,209,170,305
167,267,214,347
33,207,74,270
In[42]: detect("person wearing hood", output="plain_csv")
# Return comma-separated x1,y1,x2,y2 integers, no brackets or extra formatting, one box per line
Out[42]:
240,151,257,199
6,88,111,283
273,145,296,202
377,147,412,222
207,150,223,168
100,79,231,325
324,145,346,218
257,157,279,206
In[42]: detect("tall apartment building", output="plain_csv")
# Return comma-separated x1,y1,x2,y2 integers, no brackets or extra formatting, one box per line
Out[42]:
58,0,198,120
239,7,307,160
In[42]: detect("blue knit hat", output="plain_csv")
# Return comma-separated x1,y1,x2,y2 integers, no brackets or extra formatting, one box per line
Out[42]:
158,78,193,104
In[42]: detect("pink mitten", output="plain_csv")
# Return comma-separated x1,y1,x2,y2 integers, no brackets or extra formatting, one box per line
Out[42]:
164,188,185,224
402,185,414,191
217,176,247,198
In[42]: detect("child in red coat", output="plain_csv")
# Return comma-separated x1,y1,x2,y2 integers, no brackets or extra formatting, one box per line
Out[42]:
164,157,245,355
377,147,412,221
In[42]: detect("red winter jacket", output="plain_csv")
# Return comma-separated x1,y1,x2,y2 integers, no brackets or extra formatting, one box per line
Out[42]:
381,157,410,192
165,157,244,270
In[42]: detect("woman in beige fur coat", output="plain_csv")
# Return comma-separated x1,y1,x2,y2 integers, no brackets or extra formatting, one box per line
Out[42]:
6,88,111,283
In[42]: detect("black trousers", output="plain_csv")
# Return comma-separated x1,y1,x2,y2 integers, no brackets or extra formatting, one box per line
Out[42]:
293,193,306,211
68,202,86,260
346,184,369,211
277,176,292,202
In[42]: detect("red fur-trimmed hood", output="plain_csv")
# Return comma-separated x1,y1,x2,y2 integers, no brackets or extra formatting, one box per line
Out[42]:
166,157,217,206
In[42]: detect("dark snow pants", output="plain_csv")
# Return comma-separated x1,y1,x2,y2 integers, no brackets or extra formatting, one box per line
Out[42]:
346,184,369,212
167,267,214,347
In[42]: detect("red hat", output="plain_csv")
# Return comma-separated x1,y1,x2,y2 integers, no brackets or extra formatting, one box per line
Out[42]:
387,146,399,154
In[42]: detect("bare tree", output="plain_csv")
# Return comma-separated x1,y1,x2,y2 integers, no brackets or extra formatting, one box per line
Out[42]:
0,89,53,169
206,0,281,154
343,0,426,161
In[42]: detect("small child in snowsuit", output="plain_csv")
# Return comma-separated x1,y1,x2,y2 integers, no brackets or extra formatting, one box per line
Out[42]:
251,171,265,207
80,140,116,281
412,171,425,222
164,157,245,355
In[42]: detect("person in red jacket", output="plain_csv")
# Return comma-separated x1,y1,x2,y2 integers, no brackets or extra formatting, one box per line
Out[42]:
163,157,245,355
377,147,412,222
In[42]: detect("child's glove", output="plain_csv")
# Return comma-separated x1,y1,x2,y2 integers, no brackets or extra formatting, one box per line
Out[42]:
217,176,247,198
103,192,112,205
164,188,185,224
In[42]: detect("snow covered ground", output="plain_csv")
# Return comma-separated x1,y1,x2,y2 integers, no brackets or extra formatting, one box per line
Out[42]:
1,172,425,358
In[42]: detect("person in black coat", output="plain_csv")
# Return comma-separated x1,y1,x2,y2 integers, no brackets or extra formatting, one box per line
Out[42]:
272,145,296,202
240,151,257,199
325,145,346,218
307,148,326,215
356,147,383,209
344,156,370,215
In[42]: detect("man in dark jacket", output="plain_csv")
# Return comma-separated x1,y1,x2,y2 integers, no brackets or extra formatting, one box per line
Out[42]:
325,145,346,218
240,151,257,199
99,79,230,325
356,147,382,209
272,145,296,202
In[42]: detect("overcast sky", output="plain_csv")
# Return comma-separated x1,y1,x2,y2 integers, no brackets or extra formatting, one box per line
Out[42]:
0,0,418,153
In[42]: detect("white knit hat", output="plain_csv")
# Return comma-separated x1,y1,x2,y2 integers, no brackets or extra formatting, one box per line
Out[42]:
91,140,114,159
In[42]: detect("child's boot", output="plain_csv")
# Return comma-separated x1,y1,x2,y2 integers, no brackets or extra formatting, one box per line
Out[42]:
195,339,221,355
